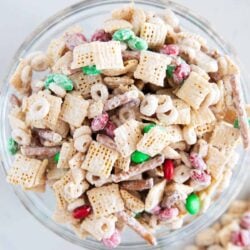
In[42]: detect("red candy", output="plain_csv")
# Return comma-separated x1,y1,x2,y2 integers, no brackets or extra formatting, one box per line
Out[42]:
173,62,191,84
91,112,109,132
102,229,121,249
240,212,250,230
72,205,91,219
160,44,179,56
65,33,88,50
163,159,174,180
104,120,117,138
231,230,250,247
157,207,179,221
91,29,112,42
189,152,207,170
190,169,211,184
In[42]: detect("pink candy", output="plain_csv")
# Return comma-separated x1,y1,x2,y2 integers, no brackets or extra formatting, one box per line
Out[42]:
190,169,211,184
160,44,179,56
150,205,161,215
91,113,109,132
91,29,112,42
157,207,179,221
189,152,207,170
173,62,191,84
240,212,250,230
102,229,121,249
231,230,250,247
104,120,117,138
65,33,88,50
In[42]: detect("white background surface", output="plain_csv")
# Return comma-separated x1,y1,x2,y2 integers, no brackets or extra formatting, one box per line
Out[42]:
0,0,250,250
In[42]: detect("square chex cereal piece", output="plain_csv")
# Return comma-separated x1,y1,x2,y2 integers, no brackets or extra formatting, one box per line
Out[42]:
164,125,183,143
140,22,168,49
57,141,75,169
87,184,124,217
114,156,131,172
209,121,240,152
7,154,48,189
172,99,191,125
60,94,89,127
134,51,171,86
81,141,118,178
205,146,227,180
120,189,145,213
71,43,94,69
114,119,142,157
70,72,102,98
92,41,124,70
176,72,210,110
53,171,72,209
137,126,170,157
190,107,216,127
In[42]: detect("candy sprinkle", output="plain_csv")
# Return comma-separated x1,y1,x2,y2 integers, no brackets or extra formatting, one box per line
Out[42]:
45,73,73,91
82,65,102,75
54,152,60,163
7,138,18,155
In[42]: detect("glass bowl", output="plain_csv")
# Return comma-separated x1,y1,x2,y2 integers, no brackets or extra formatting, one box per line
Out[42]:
0,0,249,249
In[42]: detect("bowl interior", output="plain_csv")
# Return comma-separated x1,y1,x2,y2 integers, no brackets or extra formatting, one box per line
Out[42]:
0,0,249,249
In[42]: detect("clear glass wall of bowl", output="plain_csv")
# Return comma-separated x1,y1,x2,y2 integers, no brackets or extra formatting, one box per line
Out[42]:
0,0,249,249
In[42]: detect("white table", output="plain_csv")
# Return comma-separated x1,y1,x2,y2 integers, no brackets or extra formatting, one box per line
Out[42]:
0,1,249,249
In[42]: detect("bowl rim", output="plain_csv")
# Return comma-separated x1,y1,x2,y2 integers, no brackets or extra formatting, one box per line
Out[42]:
1,0,249,249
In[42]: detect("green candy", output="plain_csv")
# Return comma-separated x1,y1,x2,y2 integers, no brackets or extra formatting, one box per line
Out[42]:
185,193,200,215
143,124,156,133
82,65,102,75
166,65,176,78
128,37,148,51
131,150,150,164
234,118,250,128
54,152,60,163
113,29,135,42
45,73,73,91
7,138,18,155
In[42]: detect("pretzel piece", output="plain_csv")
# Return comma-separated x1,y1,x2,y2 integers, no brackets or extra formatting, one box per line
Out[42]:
116,210,157,246
230,74,250,149
112,155,164,183
120,178,154,191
